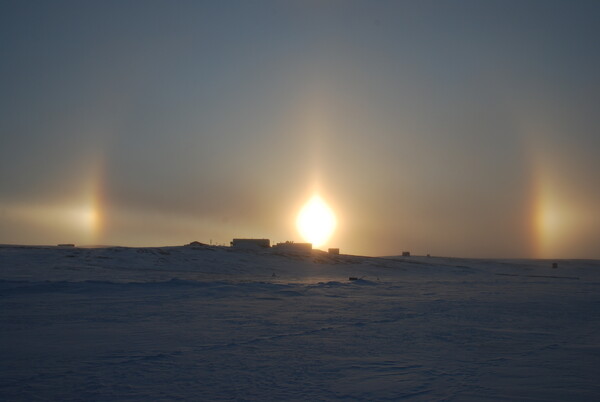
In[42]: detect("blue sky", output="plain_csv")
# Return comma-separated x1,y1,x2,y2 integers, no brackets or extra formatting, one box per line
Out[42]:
1,0,599,257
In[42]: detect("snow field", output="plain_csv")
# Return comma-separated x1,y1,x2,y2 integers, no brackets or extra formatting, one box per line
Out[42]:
1,245,599,400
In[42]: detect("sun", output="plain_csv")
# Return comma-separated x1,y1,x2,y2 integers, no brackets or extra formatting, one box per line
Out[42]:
296,195,337,248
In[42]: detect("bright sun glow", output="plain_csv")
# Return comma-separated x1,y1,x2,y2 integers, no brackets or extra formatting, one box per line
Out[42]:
296,195,337,248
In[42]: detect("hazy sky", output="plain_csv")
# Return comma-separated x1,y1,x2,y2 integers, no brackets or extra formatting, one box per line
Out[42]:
1,0,599,258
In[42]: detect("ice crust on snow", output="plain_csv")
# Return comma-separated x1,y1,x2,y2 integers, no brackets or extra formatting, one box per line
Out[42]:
1,245,599,400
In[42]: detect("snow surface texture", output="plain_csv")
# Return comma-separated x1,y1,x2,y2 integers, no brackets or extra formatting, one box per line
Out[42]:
1,245,599,401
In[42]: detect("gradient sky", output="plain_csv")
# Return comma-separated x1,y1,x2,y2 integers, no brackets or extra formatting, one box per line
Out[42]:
1,0,599,258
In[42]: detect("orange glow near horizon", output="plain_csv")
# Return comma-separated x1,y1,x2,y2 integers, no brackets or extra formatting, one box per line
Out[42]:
86,169,104,244
532,179,558,259
85,197,102,243
0,154,106,245
525,130,562,259
529,155,584,259
296,194,337,248
65,155,105,244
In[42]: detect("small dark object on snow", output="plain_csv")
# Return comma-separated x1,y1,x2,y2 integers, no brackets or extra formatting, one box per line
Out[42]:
349,277,358,281
552,262,558,268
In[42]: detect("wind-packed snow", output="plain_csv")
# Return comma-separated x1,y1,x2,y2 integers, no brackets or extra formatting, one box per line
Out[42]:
1,245,599,401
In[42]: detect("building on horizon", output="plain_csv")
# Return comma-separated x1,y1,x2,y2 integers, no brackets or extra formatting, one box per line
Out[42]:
230,238,270,249
272,241,312,253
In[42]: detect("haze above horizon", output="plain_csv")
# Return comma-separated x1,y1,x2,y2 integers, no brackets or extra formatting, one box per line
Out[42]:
1,1,599,259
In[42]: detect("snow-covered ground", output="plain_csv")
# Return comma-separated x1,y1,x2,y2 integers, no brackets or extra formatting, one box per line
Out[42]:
1,245,599,401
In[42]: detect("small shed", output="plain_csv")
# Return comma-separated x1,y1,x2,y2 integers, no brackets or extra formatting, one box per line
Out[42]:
186,241,207,247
